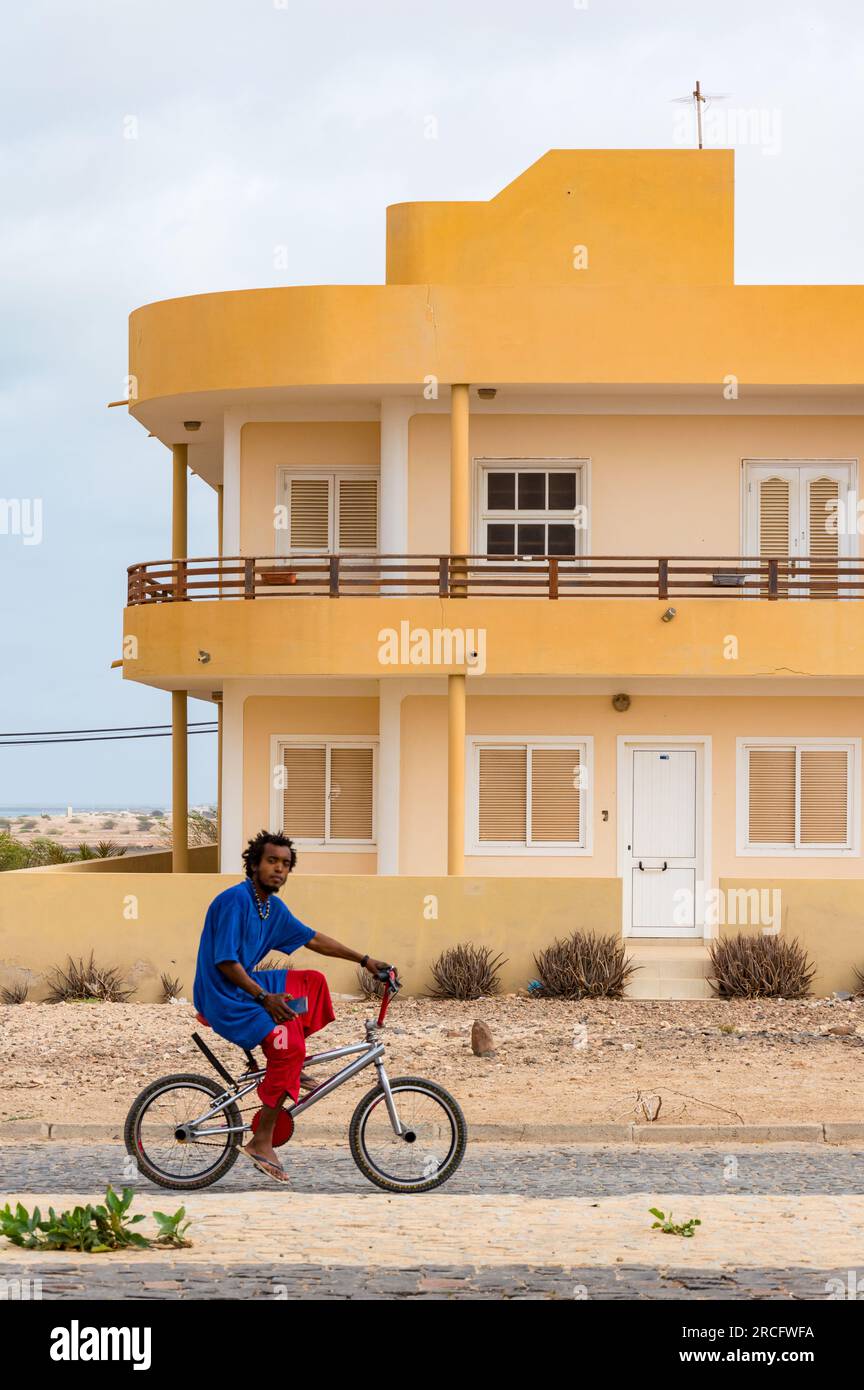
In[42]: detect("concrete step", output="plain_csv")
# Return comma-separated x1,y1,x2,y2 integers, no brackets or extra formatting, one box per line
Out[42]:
625,943,714,999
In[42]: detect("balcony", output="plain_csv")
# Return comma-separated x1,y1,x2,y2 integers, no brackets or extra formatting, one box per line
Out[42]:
121,554,864,687
128,554,864,604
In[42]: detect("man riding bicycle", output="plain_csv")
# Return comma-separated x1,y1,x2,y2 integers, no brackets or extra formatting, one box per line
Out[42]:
193,829,393,1183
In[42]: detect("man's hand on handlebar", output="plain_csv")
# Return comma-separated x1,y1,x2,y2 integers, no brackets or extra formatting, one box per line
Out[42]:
365,957,394,980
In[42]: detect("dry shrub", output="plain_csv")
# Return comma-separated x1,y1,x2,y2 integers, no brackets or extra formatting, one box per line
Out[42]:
1,979,29,1005
160,972,183,1002
533,931,637,999
427,944,507,1000
708,934,815,999
46,952,134,1003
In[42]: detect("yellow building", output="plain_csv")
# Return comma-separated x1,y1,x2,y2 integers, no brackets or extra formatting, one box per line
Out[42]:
98,149,864,995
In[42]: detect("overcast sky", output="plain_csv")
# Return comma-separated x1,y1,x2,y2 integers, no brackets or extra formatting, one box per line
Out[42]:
1,0,862,806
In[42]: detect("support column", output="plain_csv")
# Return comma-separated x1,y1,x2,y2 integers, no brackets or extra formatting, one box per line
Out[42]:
172,690,189,873
172,444,189,872
172,443,188,563
216,482,224,868
447,385,470,874
215,694,223,873
447,674,466,875
449,384,470,565
379,398,410,552
219,681,244,873
377,682,403,874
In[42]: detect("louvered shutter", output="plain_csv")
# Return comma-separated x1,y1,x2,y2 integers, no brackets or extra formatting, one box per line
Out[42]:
337,477,378,551
281,745,326,839
748,747,795,845
289,478,331,551
807,476,840,599
329,747,374,841
799,749,848,845
758,477,791,595
478,747,527,842
530,748,581,843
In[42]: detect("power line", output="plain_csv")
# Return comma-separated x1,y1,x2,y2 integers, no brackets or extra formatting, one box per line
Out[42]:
0,729,216,747
0,722,217,737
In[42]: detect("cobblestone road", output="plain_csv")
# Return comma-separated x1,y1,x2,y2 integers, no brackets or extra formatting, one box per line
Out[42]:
2,1143,862,1300
3,1140,863,1196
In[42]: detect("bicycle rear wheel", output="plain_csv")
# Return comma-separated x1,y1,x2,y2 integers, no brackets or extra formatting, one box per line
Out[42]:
124,1073,243,1191
349,1076,467,1193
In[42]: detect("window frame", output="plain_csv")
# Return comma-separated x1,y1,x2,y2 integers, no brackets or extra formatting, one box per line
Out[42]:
736,736,860,857
466,734,593,856
276,468,380,556
270,735,378,849
472,457,590,561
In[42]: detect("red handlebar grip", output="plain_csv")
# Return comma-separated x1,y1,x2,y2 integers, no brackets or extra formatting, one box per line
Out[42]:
376,969,396,1026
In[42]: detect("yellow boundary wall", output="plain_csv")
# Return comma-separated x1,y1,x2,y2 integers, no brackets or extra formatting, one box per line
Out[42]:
2,873,859,1000
0,873,618,1001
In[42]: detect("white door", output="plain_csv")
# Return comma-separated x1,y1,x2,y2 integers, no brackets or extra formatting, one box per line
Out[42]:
622,745,703,936
744,461,854,596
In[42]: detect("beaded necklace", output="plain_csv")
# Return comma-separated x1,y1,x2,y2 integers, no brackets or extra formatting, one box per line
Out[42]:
251,881,271,921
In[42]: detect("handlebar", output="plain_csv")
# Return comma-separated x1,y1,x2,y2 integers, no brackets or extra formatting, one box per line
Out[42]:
375,966,401,1027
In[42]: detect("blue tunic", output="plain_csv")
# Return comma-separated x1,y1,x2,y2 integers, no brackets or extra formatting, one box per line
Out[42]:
193,879,316,1049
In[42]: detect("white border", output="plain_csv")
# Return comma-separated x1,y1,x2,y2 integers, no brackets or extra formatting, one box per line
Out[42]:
735,736,860,857
464,734,594,856
617,735,712,939
269,734,379,850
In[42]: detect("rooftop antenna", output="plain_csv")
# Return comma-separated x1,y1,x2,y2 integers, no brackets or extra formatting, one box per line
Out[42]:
671,80,730,149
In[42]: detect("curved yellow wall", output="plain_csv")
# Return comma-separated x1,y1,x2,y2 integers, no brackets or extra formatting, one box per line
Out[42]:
128,282,864,410
123,595,864,685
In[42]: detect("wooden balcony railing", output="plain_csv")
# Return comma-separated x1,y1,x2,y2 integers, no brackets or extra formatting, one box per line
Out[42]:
127,555,864,604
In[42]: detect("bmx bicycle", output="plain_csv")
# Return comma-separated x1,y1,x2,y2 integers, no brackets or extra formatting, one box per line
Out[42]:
124,968,466,1194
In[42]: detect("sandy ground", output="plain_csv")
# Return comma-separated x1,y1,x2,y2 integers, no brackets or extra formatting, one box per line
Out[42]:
1,995,862,1129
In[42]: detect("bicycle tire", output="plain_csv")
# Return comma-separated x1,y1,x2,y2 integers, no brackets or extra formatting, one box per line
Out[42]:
348,1075,467,1193
124,1073,242,1191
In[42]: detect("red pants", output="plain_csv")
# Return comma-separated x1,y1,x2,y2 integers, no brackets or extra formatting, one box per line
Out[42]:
257,969,335,1108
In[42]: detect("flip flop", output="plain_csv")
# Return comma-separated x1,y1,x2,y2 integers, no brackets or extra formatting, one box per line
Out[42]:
241,1148,291,1184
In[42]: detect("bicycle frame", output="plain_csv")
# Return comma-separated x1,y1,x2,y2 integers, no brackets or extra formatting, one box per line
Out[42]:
181,977,407,1142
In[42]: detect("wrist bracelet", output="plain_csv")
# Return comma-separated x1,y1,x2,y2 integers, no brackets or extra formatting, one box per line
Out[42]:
360,954,369,969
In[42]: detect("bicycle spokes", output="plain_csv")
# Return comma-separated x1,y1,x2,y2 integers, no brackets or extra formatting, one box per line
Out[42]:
133,1081,237,1182
354,1083,462,1189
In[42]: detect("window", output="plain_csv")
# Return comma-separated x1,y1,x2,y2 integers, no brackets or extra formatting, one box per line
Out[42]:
468,738,591,854
477,460,587,558
278,471,379,554
272,739,377,846
738,739,858,854
743,461,855,598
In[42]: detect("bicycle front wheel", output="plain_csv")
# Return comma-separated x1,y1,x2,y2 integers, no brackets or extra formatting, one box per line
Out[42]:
124,1073,242,1191
349,1076,467,1193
